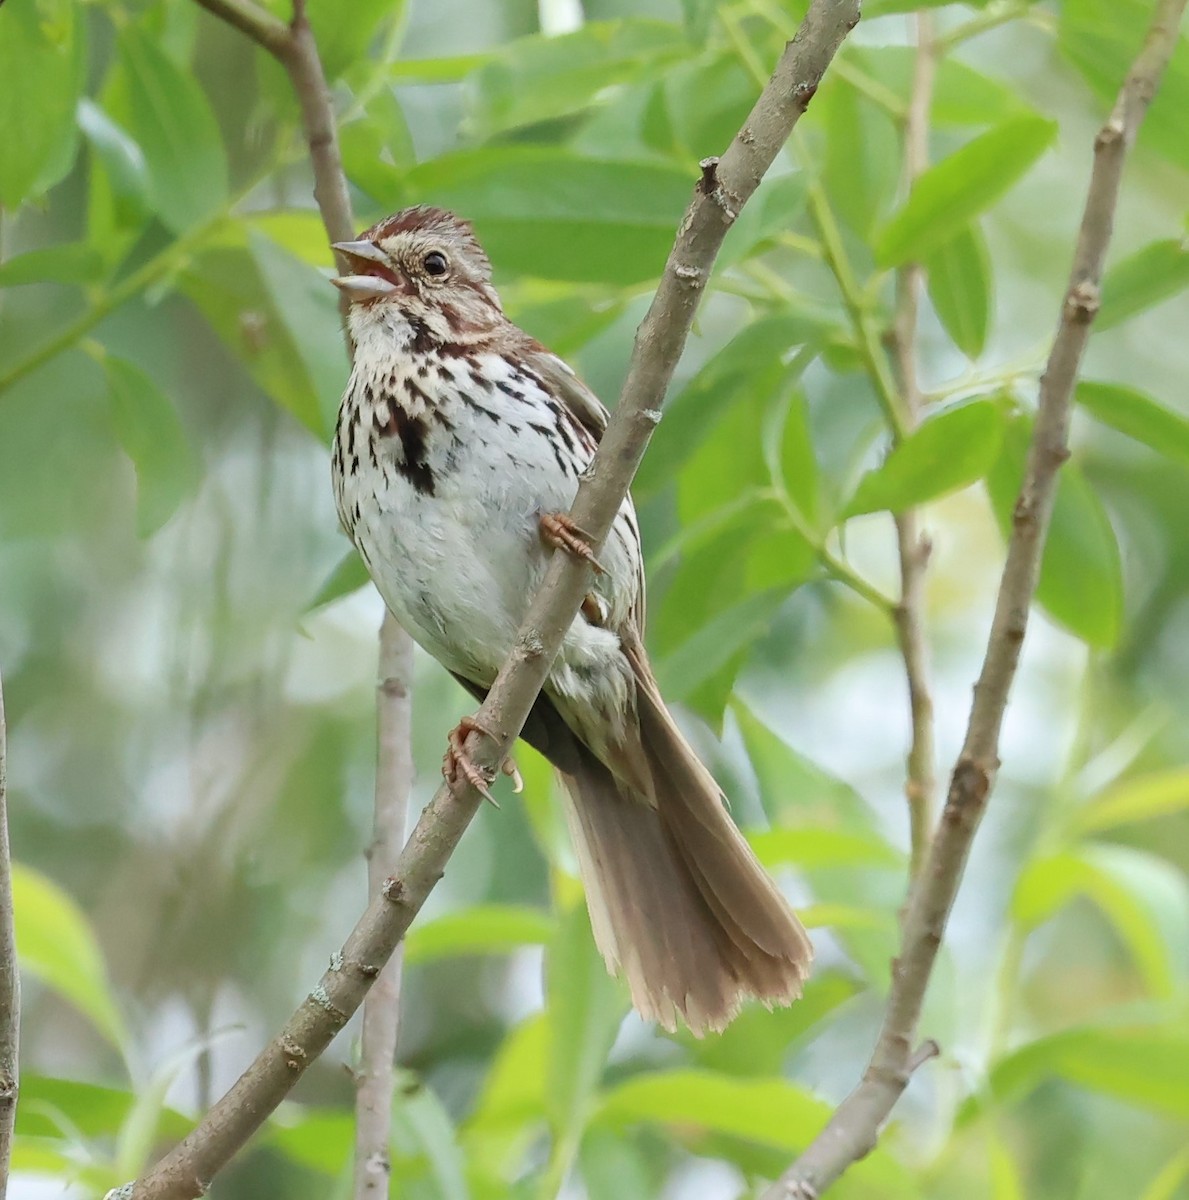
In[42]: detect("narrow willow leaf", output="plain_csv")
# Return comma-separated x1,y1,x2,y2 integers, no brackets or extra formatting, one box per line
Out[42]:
404,149,692,286
308,549,371,610
637,316,821,499
1097,238,1189,330
973,1025,1189,1121
405,904,555,964
181,243,326,436
1013,846,1189,996
845,398,1006,516
0,0,84,207
716,172,809,270
120,27,228,232
546,904,627,1152
0,244,104,287
105,357,201,538
986,417,1123,648
853,46,1032,127
78,100,152,230
463,20,685,140
1074,767,1189,833
595,1071,916,1194
926,224,993,359
876,117,1056,266
1060,0,1189,172
1077,381,1189,466
14,865,129,1051
821,76,900,237
249,229,348,437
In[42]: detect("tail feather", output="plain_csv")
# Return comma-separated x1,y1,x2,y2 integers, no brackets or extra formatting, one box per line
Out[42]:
452,654,813,1035
556,645,812,1035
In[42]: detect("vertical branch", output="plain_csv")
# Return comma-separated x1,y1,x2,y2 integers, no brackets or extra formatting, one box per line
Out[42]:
0,670,17,1199
353,614,414,1199
197,0,417,1189
890,12,938,878
763,1,1187,1194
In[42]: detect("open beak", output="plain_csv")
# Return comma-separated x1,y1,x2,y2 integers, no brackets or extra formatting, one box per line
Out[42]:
330,240,401,302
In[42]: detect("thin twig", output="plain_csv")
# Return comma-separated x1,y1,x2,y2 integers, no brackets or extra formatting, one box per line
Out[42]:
890,11,938,879
352,614,413,1200
762,2,1188,1194
0,670,17,1200
119,2,861,1195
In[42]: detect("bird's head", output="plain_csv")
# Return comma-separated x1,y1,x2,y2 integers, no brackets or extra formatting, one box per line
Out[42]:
331,206,503,345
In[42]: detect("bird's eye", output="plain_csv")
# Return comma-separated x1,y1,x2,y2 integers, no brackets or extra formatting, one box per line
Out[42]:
423,251,448,276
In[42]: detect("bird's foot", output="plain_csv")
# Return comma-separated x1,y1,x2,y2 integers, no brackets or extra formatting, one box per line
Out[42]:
540,512,606,575
443,716,501,808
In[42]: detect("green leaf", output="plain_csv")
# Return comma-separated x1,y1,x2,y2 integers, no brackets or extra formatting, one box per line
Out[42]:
16,1075,190,1142
876,117,1056,267
391,1077,469,1200
969,1024,1189,1121
306,0,399,81
637,316,821,500
405,904,555,965
926,223,992,359
846,399,1006,516
13,865,128,1051
0,0,84,207
853,46,1032,127
119,27,228,232
0,243,104,288
1059,0,1189,172
403,149,693,286
248,229,347,437
180,242,328,436
338,86,415,207
104,357,201,538
1140,1147,1189,1200
464,20,686,140
716,172,810,271
462,1016,549,1181
732,700,871,828
546,904,627,1157
595,1071,915,1195
1012,845,1189,997
778,390,822,526
1077,381,1189,466
308,549,371,611
986,417,1124,648
686,973,860,1078
1097,239,1189,329
78,100,153,232
750,828,903,870
820,75,900,237
1073,767,1189,833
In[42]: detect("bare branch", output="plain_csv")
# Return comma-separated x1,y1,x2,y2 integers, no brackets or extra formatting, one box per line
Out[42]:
890,11,938,878
192,0,291,57
763,2,1188,1194
120,2,860,1195
353,614,414,1200
0,670,17,1199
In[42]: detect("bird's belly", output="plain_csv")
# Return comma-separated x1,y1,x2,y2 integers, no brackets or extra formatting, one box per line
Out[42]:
349,445,578,685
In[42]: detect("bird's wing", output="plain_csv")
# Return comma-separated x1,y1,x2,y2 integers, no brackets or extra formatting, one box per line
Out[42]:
520,341,647,635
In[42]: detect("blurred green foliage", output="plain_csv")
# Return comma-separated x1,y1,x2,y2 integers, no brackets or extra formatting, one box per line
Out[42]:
2,0,1188,1196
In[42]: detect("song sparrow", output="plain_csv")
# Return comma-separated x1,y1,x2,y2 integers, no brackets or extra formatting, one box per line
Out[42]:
331,206,812,1034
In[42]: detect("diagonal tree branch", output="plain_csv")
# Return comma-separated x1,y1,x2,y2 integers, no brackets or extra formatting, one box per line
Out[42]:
0,669,17,1200
112,2,861,1195
762,1,1188,1194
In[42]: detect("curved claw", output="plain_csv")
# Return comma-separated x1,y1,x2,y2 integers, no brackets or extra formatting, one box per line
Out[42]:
540,512,606,575
443,717,500,808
